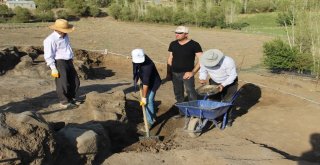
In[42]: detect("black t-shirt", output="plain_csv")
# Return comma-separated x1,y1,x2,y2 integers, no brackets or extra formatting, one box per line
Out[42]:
168,39,202,73
133,56,161,92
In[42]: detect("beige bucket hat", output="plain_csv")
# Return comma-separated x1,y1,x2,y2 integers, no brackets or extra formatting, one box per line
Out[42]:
49,19,75,33
175,26,189,33
200,49,225,67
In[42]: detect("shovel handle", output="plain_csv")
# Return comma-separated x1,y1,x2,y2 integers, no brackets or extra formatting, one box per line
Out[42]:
139,83,150,137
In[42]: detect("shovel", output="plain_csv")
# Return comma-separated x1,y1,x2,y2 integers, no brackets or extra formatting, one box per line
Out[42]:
138,83,159,141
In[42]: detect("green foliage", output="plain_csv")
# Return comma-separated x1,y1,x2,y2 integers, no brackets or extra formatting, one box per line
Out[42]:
87,0,111,7
56,10,71,19
64,0,88,16
246,0,276,13
12,7,32,23
263,39,297,71
263,38,313,73
276,11,294,26
34,0,57,11
108,3,122,19
34,10,55,22
88,6,101,17
0,4,13,19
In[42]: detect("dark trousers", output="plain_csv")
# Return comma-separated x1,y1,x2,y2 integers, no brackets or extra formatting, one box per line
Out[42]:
172,72,198,103
209,77,238,121
55,60,80,104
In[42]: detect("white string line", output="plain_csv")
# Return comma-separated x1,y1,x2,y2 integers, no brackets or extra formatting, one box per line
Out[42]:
91,49,320,105
2,45,319,105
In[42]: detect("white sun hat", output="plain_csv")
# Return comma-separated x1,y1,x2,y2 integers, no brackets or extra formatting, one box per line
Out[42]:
131,48,145,63
200,49,225,67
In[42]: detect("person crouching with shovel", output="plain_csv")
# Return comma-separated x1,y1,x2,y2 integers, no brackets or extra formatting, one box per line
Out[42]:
131,49,161,131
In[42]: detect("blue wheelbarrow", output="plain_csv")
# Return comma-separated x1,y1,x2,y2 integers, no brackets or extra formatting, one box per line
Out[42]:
175,85,240,137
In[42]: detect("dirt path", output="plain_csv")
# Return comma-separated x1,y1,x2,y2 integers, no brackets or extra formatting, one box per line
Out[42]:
1,17,320,164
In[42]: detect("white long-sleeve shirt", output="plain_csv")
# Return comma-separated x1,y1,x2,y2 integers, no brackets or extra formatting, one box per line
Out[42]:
43,31,74,69
199,56,237,87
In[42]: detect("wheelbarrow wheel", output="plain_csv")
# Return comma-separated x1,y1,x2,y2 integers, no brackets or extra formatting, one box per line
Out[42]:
187,118,201,138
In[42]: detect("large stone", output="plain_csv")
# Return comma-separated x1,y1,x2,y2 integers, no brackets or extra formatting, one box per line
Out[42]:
76,130,98,154
16,111,49,130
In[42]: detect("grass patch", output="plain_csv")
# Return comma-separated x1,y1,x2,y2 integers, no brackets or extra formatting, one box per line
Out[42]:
238,12,287,36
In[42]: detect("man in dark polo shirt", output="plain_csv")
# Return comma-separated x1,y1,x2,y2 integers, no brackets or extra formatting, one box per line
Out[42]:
167,26,203,117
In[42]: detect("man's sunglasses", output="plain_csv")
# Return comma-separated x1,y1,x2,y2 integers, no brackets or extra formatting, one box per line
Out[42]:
175,32,184,34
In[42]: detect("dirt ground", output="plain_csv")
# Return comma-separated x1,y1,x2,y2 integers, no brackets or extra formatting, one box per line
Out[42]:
0,17,320,165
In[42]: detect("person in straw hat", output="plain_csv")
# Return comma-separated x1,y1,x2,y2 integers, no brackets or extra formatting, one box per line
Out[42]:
43,19,80,109
199,49,238,126
167,25,203,118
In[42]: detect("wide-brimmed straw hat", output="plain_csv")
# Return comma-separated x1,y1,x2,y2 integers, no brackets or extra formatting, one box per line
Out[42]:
131,48,145,63
200,49,225,67
49,19,75,33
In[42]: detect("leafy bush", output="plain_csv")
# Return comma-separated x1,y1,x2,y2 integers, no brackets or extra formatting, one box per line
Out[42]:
247,0,276,13
263,38,313,73
64,0,88,16
108,3,122,20
277,11,294,26
34,10,55,22
12,7,31,23
0,4,13,19
263,39,298,71
88,6,101,17
34,0,57,10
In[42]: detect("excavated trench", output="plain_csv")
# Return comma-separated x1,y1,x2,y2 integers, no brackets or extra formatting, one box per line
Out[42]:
0,46,180,164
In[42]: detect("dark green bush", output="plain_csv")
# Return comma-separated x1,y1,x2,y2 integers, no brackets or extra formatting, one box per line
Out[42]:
277,11,294,26
12,7,31,23
263,38,314,73
108,3,122,20
246,0,276,13
34,10,55,22
88,6,101,17
64,0,88,16
263,39,297,71
0,4,13,19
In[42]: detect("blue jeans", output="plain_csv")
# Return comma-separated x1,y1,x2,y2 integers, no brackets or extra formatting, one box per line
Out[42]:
146,90,156,125
172,72,198,103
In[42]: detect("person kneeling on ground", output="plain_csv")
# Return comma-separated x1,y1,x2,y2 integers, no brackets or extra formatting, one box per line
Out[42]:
199,49,238,126
131,49,161,128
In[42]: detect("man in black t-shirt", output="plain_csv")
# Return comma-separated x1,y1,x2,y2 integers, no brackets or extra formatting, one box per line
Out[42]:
167,26,203,115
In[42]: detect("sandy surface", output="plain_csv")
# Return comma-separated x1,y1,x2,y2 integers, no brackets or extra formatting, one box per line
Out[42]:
0,17,320,164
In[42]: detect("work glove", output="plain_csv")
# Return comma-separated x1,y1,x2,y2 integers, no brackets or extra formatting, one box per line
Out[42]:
51,68,59,78
140,97,147,106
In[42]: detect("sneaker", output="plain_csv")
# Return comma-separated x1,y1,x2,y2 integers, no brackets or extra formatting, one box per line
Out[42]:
69,98,83,105
60,103,78,109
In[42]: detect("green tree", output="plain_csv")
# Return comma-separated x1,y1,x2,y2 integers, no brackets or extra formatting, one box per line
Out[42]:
34,0,57,11
12,6,31,23
34,10,55,22
0,4,13,18
64,0,88,16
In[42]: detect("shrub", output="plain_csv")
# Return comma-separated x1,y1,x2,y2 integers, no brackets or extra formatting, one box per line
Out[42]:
277,11,294,26
34,10,55,22
221,22,249,30
12,6,31,23
263,39,297,71
64,0,88,16
88,6,101,17
0,4,13,19
246,0,276,13
108,3,122,20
